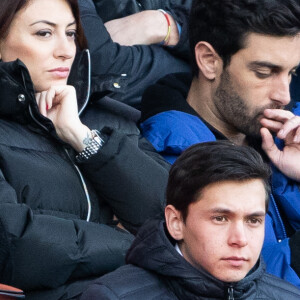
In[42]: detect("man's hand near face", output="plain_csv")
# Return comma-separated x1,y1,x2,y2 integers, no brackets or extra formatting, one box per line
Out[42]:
260,108,300,181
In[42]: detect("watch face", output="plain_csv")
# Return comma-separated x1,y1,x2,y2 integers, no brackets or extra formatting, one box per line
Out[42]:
76,130,105,162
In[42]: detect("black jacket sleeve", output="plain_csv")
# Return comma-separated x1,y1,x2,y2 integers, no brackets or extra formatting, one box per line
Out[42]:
0,172,134,291
78,131,169,233
80,100,171,233
78,0,190,107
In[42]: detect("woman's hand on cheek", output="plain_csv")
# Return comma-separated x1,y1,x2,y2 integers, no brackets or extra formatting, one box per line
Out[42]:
35,86,91,152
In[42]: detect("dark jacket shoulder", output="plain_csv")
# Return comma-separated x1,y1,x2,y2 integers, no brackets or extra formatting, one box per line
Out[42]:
80,264,174,300
256,272,300,299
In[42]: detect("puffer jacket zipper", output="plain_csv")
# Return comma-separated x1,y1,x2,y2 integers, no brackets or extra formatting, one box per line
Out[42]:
64,148,92,221
27,104,92,221
24,50,93,222
227,285,234,300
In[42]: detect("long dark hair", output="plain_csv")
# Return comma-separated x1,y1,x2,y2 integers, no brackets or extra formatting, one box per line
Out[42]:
0,0,88,50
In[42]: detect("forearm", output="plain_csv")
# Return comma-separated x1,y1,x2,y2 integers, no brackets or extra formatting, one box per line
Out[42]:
78,0,189,76
104,10,179,46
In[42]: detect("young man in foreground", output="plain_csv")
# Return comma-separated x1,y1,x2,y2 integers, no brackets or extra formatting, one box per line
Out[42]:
81,142,300,299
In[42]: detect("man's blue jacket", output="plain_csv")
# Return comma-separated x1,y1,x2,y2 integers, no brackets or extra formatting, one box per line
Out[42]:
140,73,300,288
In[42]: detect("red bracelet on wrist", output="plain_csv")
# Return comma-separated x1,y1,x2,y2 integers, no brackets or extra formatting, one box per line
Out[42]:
158,9,171,46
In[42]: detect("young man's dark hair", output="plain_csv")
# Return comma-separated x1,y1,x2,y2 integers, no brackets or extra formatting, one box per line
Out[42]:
81,141,300,300
189,0,300,75
167,141,271,222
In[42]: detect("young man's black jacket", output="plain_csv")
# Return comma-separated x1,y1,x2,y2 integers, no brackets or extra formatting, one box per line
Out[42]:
0,51,169,299
81,219,300,300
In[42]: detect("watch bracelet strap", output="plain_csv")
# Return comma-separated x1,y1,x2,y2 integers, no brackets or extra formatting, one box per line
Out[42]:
76,129,106,162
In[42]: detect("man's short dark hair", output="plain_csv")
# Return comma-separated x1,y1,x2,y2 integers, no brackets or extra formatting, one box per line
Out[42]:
189,0,300,76
166,141,271,222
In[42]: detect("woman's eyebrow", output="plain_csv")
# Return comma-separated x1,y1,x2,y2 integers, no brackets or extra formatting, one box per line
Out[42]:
30,20,76,27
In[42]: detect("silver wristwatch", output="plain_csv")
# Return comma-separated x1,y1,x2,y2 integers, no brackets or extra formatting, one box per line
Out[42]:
76,130,106,162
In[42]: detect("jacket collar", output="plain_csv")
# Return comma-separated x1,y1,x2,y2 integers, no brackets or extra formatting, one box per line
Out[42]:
0,50,91,119
126,219,266,299
0,49,130,120
68,49,91,115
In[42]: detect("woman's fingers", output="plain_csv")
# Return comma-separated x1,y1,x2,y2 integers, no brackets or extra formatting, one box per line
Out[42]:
35,86,76,118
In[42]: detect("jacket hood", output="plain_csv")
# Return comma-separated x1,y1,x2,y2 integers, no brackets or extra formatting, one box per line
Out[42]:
0,59,35,123
126,219,266,299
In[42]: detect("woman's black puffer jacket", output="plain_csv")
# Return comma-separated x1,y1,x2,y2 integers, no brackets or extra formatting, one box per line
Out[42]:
0,51,169,299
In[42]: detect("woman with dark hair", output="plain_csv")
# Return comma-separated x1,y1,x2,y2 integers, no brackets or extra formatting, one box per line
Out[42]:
0,0,170,298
